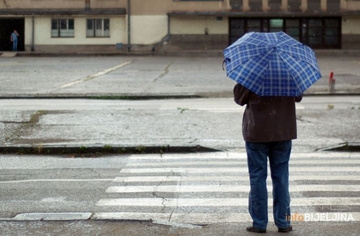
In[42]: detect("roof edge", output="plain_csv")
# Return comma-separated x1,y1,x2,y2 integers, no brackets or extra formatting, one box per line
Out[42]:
167,10,360,17
0,8,126,16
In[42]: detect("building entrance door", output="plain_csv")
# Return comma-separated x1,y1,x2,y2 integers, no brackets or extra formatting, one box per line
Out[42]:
0,18,25,51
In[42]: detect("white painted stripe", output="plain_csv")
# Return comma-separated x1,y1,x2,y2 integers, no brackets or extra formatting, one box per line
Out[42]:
0,179,113,184
120,167,246,173
59,61,132,89
97,197,360,207
125,161,245,167
106,185,250,193
127,152,360,160
13,213,92,221
114,175,360,183
291,185,360,192
120,167,360,173
128,154,247,160
125,160,360,167
106,185,360,193
93,212,360,223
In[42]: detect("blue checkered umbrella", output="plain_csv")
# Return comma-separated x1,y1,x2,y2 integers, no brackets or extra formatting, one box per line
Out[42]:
223,31,322,96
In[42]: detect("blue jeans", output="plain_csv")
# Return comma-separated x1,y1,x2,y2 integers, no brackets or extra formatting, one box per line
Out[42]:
13,41,18,51
246,141,291,230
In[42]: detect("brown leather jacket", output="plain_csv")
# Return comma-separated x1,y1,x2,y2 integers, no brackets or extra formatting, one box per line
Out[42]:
233,83,302,143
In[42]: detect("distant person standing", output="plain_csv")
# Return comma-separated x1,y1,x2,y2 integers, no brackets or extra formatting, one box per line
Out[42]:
10,30,19,51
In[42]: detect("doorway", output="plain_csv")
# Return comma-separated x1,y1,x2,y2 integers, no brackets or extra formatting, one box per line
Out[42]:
0,18,25,51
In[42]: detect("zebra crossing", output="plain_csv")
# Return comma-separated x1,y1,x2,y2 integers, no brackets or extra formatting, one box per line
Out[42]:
93,151,360,224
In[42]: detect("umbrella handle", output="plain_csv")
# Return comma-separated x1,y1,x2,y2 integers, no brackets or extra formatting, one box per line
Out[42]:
222,59,226,71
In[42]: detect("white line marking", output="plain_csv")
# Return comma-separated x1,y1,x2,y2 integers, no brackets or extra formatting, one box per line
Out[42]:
93,212,360,223
106,185,360,193
0,179,114,184
96,197,360,207
120,167,360,173
125,160,360,167
127,152,360,160
113,175,360,182
59,61,132,89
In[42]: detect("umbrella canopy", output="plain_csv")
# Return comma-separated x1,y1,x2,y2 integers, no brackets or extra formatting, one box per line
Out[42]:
223,31,322,96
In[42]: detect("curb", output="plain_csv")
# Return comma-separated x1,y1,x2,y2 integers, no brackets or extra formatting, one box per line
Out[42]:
11,213,93,221
0,145,220,156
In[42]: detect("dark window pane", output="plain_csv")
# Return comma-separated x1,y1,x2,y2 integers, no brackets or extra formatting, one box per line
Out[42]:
104,19,110,30
269,0,282,11
248,19,261,31
325,28,339,36
288,0,301,11
87,19,93,30
230,0,243,10
325,36,339,45
308,0,321,11
230,19,244,28
249,0,262,11
230,28,245,36
309,37,322,45
286,19,299,27
325,19,339,27
309,28,322,37
51,19,58,30
68,19,74,30
287,28,300,37
309,19,322,27
327,0,340,11
60,19,67,30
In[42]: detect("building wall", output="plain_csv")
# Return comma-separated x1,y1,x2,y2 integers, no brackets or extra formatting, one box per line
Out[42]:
3,0,360,52
170,16,228,35
130,0,228,15
24,16,126,52
130,15,168,45
90,0,127,8
2,0,360,13
342,15,360,49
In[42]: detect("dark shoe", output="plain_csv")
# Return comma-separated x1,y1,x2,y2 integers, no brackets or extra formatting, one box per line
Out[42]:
246,226,266,233
278,225,293,233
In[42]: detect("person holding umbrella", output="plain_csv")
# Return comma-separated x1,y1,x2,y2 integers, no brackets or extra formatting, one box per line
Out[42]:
223,32,322,233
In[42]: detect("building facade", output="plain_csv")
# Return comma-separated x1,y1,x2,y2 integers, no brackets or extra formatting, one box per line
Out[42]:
0,0,359,53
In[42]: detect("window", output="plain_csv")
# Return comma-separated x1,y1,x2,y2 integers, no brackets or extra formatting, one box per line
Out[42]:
173,0,222,1
229,18,245,44
269,19,283,32
51,19,74,37
308,19,323,47
324,19,340,47
247,19,261,32
86,19,110,37
228,17,341,49
285,19,300,41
